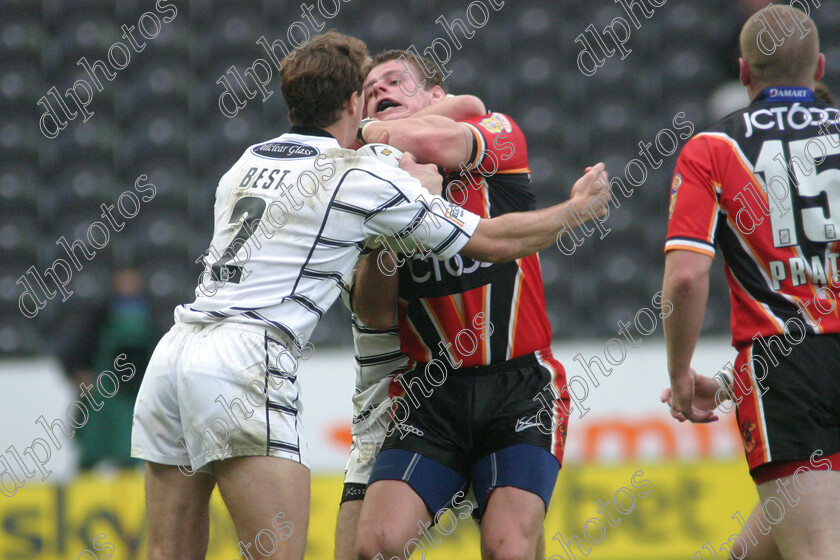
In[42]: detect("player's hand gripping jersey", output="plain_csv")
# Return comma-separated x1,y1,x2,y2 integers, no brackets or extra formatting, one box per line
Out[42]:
397,113,554,366
666,88,840,347
176,129,479,352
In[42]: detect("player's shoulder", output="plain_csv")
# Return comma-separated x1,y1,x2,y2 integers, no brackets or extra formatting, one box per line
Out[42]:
461,112,522,136
680,109,746,156
249,133,290,149
342,148,405,178
332,147,421,199
457,111,528,173
673,131,736,172
702,105,752,138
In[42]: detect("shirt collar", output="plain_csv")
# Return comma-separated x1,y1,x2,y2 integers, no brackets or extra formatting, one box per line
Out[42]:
751,87,814,104
289,126,336,139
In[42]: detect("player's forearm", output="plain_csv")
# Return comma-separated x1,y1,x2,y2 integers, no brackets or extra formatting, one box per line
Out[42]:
462,196,595,263
460,164,610,263
411,95,486,121
351,247,399,330
362,116,469,169
662,256,709,383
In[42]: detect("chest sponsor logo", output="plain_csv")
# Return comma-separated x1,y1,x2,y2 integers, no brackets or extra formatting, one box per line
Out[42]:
408,253,494,284
252,142,319,159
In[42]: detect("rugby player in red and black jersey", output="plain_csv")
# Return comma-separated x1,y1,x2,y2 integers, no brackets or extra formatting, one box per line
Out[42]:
333,92,489,560
661,6,840,559
350,50,571,560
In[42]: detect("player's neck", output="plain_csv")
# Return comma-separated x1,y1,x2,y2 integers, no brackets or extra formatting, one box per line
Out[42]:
323,114,358,148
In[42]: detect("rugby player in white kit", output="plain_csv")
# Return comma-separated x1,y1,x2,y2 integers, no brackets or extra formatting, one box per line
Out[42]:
130,30,610,560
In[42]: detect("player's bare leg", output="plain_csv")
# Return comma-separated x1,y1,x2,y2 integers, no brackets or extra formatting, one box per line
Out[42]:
335,499,364,560
214,456,310,560
756,470,840,560
479,487,544,560
355,480,432,560
535,527,545,560
727,502,782,560
144,462,216,560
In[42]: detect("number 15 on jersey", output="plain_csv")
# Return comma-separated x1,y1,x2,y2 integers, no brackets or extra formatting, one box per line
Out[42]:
754,134,840,247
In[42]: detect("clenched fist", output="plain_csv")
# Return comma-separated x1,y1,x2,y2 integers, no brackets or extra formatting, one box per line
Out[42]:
400,151,443,196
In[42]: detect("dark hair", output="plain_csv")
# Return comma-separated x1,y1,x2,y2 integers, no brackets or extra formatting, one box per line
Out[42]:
280,31,369,128
370,49,446,91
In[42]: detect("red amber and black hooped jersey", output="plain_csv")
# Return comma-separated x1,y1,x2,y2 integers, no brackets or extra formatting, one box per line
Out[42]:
397,112,553,366
666,89,840,348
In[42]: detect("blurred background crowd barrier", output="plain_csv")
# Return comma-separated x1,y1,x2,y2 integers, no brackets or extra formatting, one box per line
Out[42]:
1,0,838,558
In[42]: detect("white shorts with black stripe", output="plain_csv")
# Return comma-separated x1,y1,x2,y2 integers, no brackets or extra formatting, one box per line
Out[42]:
131,321,308,474
345,387,392,485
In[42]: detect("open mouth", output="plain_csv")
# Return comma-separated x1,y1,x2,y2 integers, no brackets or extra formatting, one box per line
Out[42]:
376,99,401,113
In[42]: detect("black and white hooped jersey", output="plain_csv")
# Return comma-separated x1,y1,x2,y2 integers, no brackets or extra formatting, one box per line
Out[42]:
175,127,479,354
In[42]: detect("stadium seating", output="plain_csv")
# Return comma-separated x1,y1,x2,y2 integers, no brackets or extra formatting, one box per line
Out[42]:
3,0,836,356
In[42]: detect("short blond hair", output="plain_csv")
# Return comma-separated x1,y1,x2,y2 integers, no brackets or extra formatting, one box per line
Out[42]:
740,4,819,85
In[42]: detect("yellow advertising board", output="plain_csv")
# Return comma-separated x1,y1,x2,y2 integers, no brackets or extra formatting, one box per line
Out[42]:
0,461,758,560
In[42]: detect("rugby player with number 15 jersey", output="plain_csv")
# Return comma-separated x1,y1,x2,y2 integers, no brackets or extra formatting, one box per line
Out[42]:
661,6,840,559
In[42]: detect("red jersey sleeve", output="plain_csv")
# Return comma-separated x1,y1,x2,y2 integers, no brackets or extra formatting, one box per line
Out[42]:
459,112,529,174
665,135,720,259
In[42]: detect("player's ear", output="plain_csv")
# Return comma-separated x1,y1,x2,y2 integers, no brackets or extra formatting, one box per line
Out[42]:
428,86,447,103
348,90,362,117
815,53,825,82
739,58,752,88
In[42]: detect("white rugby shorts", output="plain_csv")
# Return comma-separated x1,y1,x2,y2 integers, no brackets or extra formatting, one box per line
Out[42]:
344,378,392,485
131,321,308,473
